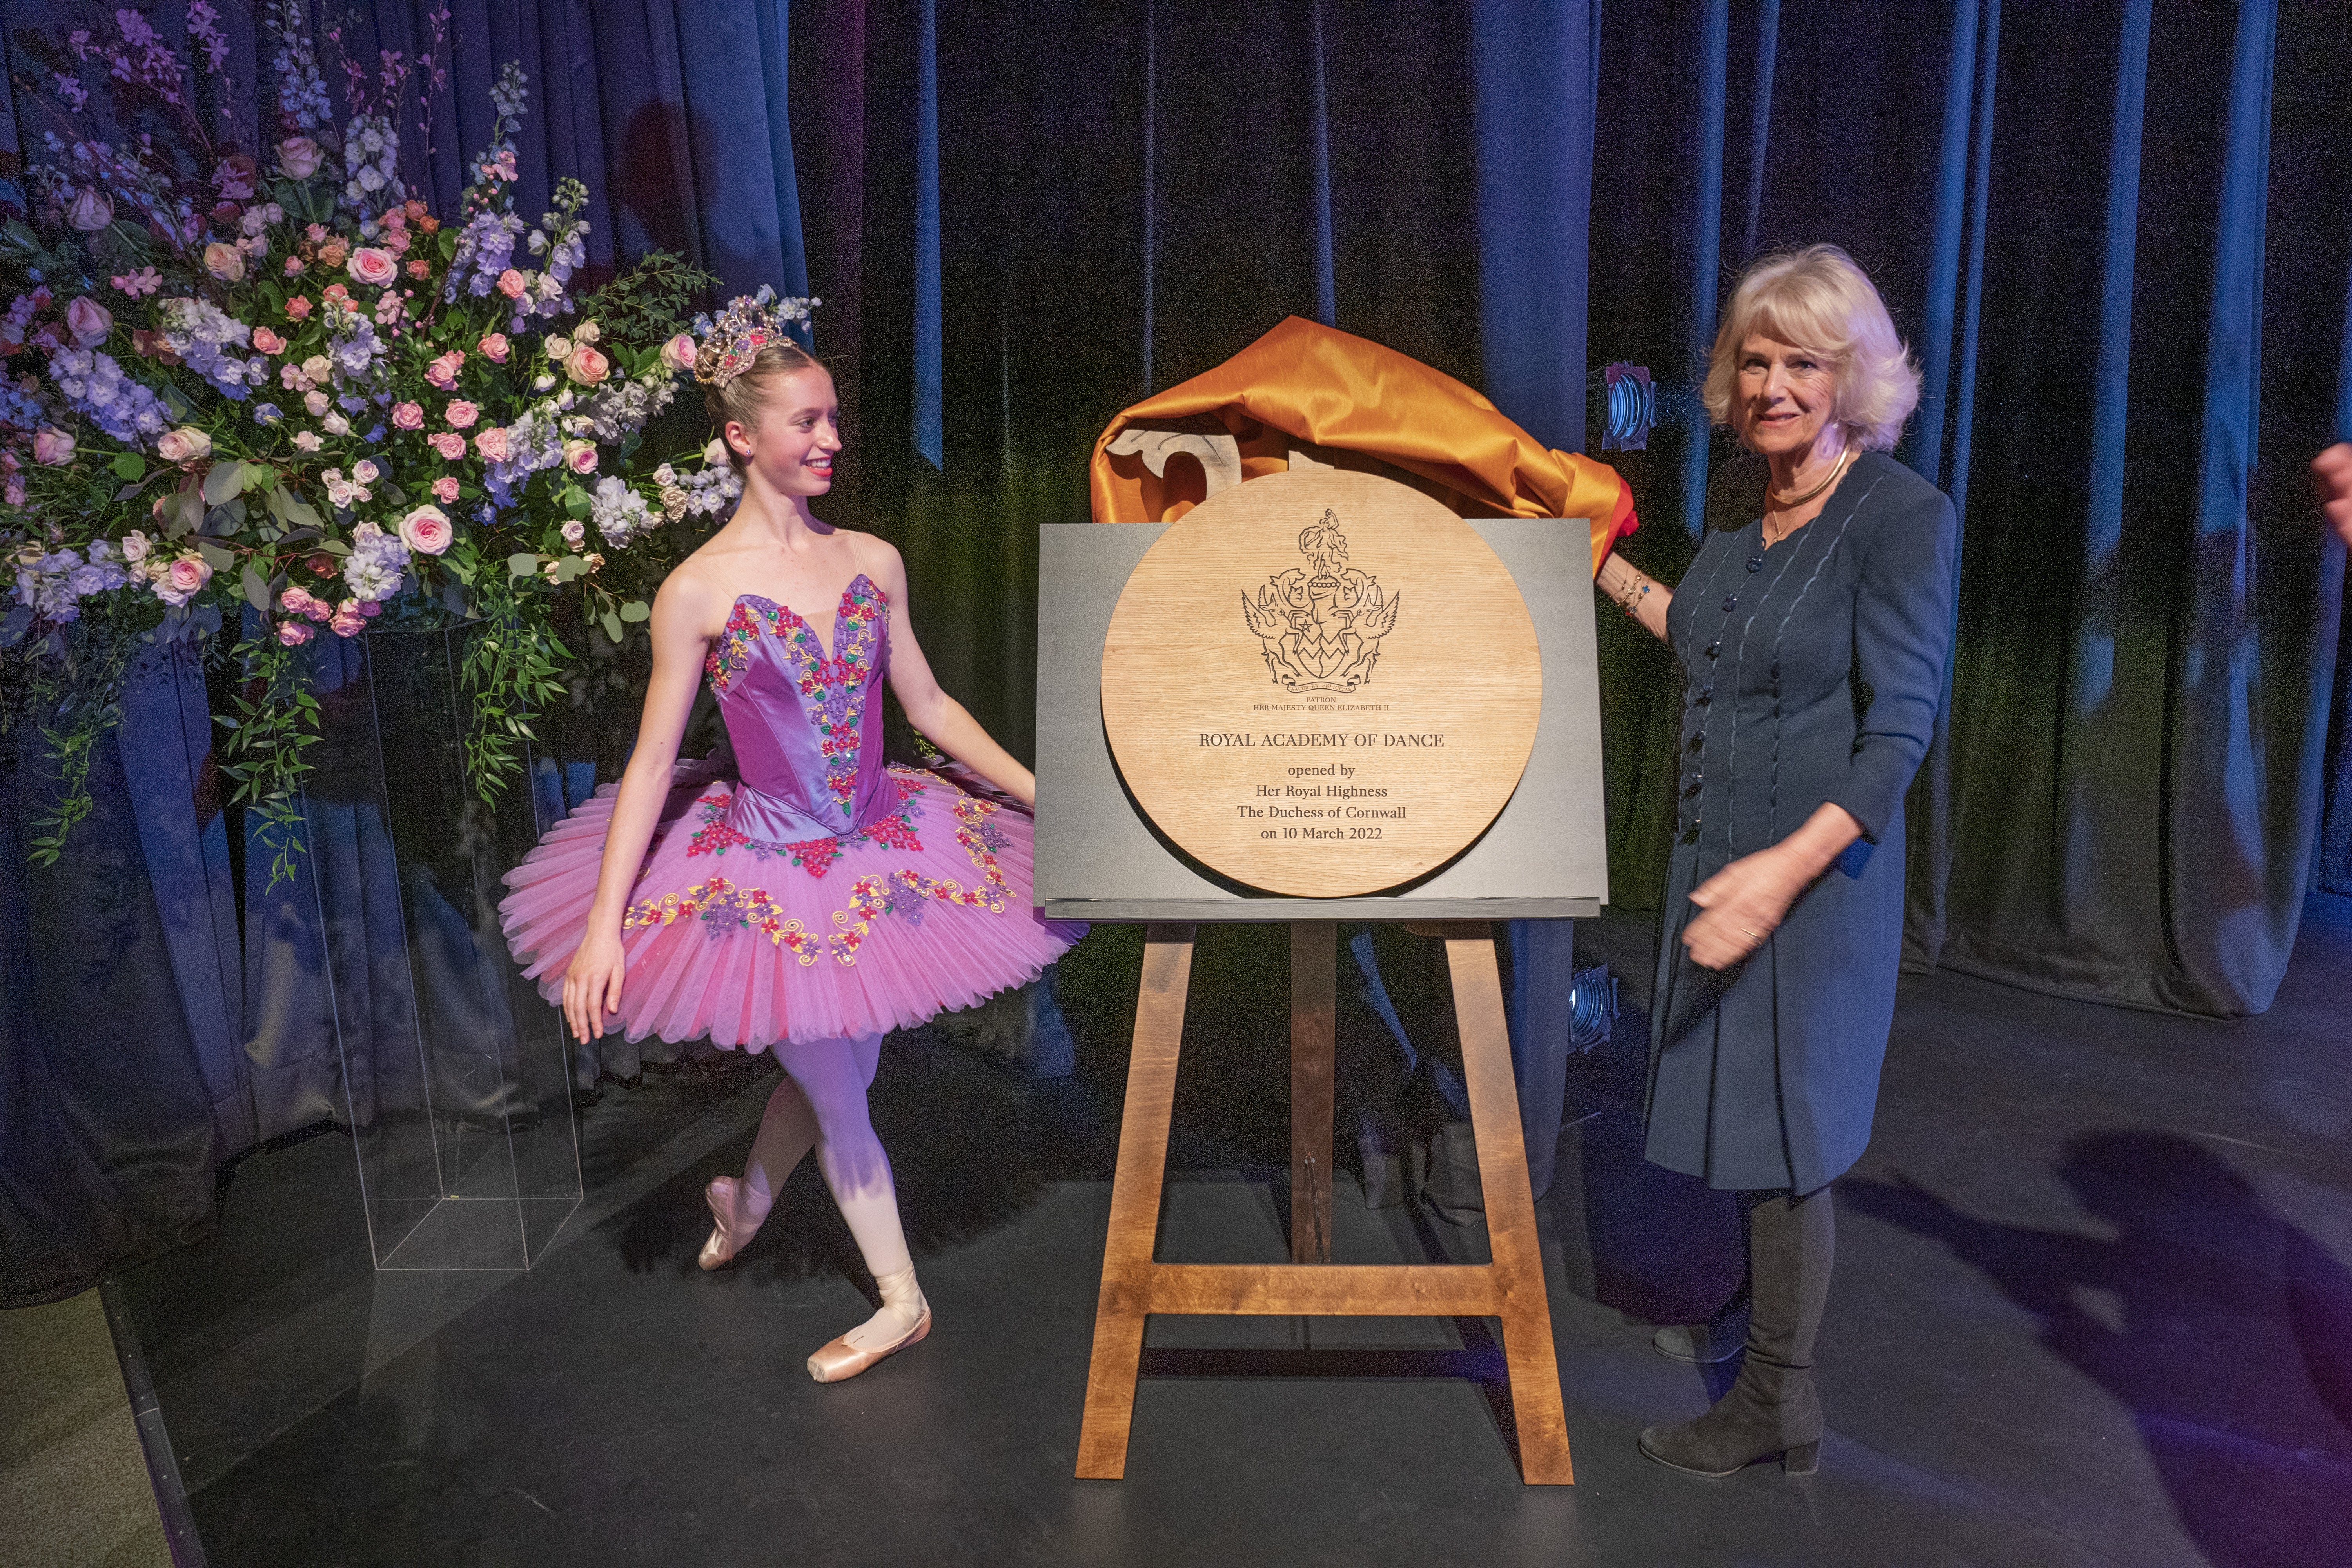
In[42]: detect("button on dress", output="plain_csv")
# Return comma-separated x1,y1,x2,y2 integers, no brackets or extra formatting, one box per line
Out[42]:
1644,453,1958,1192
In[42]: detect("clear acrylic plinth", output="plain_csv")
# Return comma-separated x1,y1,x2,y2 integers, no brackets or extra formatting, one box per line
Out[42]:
306,620,582,1270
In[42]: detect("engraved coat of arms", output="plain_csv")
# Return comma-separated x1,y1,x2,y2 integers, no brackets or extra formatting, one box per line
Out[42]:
1241,510,1401,693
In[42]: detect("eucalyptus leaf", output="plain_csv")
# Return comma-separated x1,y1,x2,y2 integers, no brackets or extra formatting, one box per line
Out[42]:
241,563,272,613
194,540,236,572
508,552,540,578
111,451,145,481
555,554,589,583
201,461,246,505
562,486,591,519
314,538,350,556
280,491,323,530
600,610,624,644
618,599,650,622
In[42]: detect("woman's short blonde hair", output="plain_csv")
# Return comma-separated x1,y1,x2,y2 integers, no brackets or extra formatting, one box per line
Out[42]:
1701,245,1921,452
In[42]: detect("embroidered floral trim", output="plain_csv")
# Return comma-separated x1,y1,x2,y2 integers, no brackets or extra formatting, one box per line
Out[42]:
682,769,932,875
704,601,763,693
700,579,887,831
622,783,1013,967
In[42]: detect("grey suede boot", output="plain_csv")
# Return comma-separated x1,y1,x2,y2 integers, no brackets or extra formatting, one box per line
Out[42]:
1640,1187,1833,1477
1652,1283,1751,1365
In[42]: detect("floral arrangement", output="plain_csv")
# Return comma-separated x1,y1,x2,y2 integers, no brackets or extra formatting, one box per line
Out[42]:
0,4,806,882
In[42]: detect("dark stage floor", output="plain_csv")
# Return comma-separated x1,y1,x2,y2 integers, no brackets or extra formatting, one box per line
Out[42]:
111,902,2352,1567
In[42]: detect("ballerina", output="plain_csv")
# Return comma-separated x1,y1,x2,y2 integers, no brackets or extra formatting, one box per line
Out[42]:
499,294,1083,1383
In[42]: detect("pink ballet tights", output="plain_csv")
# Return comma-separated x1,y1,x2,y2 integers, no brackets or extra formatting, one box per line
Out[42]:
739,1034,927,1355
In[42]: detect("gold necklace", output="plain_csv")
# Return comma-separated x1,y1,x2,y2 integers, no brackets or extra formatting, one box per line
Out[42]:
1764,445,1855,543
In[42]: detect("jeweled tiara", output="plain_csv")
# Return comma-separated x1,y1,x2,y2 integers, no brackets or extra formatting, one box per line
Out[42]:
692,286,820,387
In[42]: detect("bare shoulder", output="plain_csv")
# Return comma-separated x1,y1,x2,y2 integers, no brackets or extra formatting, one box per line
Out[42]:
843,531,909,595
652,551,733,637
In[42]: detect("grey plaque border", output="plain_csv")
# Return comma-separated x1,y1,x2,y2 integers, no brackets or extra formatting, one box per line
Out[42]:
1034,518,1606,922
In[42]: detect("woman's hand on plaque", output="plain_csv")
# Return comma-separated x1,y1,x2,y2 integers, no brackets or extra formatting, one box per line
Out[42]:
562,930,627,1043
1682,846,1805,970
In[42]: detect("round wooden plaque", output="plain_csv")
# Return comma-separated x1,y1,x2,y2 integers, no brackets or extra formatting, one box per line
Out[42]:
1100,468,1542,897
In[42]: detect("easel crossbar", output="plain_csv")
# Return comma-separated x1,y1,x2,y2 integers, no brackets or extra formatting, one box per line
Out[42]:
1116,1262,1508,1316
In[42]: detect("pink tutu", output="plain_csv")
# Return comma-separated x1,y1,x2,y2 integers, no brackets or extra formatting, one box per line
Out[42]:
498,574,1084,1051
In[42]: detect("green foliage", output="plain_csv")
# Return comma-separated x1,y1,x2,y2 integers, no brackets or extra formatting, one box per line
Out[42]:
214,626,322,889
575,250,721,351
1,597,154,864
459,569,570,806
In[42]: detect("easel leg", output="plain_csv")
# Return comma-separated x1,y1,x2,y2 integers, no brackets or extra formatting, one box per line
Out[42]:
1290,921,1336,1266
1444,923,1576,1485
1076,923,1196,1480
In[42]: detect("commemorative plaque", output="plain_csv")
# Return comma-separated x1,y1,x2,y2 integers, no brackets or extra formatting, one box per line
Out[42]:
1098,468,1542,897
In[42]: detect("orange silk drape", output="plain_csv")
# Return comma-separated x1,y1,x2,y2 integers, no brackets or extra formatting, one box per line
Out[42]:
1087,316,1637,576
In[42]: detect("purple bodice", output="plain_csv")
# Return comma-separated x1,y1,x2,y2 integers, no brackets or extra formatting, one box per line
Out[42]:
701,575,893,845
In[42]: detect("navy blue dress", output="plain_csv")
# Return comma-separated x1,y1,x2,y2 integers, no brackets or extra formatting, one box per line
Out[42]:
1644,452,1958,1194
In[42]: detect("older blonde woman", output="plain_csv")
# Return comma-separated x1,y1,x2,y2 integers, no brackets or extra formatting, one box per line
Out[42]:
1595,245,1958,1477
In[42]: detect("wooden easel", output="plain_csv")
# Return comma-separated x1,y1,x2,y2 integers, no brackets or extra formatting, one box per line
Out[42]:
1074,920,1575,1484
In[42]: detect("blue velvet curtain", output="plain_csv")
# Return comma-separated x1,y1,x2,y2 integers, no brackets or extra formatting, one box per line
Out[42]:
1588,0,2351,1018
11,0,2351,1303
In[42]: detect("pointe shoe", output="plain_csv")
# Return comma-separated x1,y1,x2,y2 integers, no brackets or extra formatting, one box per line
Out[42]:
697,1176,764,1271
806,1306,931,1384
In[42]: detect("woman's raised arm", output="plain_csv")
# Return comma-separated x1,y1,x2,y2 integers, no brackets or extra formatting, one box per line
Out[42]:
1597,549,1673,641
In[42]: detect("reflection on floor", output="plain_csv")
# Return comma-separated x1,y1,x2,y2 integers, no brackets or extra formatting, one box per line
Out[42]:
112,902,2352,1567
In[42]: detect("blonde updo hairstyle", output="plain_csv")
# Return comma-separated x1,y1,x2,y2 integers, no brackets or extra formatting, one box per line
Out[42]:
703,339,826,475
1701,244,1922,453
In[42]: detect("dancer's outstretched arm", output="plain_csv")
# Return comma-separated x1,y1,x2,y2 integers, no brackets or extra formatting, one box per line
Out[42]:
870,541,1037,808
560,573,720,1042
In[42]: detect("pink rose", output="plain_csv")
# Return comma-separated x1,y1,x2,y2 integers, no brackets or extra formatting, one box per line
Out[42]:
156,427,212,464
252,326,287,355
472,426,511,463
398,503,453,555
278,137,324,179
276,619,316,646
391,401,424,430
202,241,245,282
154,554,213,607
423,350,464,390
285,296,314,321
65,296,113,346
564,345,610,387
428,431,466,461
496,269,528,300
444,400,479,429
431,475,461,503
563,439,599,474
279,584,319,618
67,187,114,231
330,603,366,638
283,256,305,276
32,428,76,464
347,248,398,288
661,332,699,372
478,332,510,363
